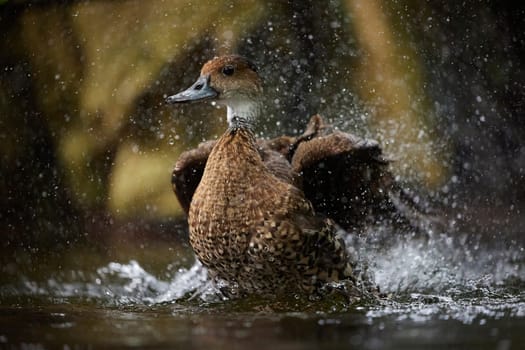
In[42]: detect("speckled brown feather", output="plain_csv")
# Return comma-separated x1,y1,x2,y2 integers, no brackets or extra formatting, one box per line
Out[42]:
188,127,353,295
172,115,327,215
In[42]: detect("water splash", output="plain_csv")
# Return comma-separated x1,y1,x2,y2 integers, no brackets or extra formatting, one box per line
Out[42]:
146,261,218,303
357,229,525,323
90,232,525,317
1,259,216,306
2,226,523,323
364,232,524,294
92,259,221,305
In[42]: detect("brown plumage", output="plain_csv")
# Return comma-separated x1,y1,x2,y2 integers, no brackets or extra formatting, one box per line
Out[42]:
187,126,352,294
174,114,423,233
166,55,423,297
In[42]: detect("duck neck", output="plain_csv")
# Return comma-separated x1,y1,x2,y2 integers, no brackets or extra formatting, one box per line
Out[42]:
208,116,263,186
226,99,261,131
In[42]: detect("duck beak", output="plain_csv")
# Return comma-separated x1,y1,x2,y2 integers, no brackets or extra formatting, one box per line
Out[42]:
166,75,218,104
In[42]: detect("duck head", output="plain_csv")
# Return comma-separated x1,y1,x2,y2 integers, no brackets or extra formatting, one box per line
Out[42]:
166,55,263,128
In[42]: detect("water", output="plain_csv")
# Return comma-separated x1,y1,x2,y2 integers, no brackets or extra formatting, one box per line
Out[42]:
1,224,524,349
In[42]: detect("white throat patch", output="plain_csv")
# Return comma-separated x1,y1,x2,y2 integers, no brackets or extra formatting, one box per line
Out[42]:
226,100,260,128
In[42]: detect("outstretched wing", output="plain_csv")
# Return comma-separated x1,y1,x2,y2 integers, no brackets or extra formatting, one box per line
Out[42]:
290,115,430,233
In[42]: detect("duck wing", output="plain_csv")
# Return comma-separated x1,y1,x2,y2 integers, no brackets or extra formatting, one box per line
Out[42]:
290,115,429,233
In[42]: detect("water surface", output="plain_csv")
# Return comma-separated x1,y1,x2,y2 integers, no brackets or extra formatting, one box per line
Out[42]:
1,224,524,349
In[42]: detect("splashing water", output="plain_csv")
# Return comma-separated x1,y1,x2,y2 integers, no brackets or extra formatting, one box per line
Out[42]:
357,229,525,323
366,232,523,294
2,226,523,323
10,259,217,306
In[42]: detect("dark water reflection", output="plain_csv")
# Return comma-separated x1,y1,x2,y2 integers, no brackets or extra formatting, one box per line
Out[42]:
1,301,524,349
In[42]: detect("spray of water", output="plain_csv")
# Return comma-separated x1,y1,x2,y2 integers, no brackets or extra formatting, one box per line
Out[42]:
2,221,523,322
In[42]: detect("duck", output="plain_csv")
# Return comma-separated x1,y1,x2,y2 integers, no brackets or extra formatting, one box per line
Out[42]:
166,55,425,297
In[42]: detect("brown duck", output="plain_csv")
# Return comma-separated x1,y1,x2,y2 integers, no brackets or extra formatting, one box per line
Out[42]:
166,55,423,297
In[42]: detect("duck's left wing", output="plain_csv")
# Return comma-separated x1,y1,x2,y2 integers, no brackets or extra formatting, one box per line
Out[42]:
290,119,428,233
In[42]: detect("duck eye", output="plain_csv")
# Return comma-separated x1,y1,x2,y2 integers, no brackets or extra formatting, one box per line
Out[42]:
222,65,235,76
